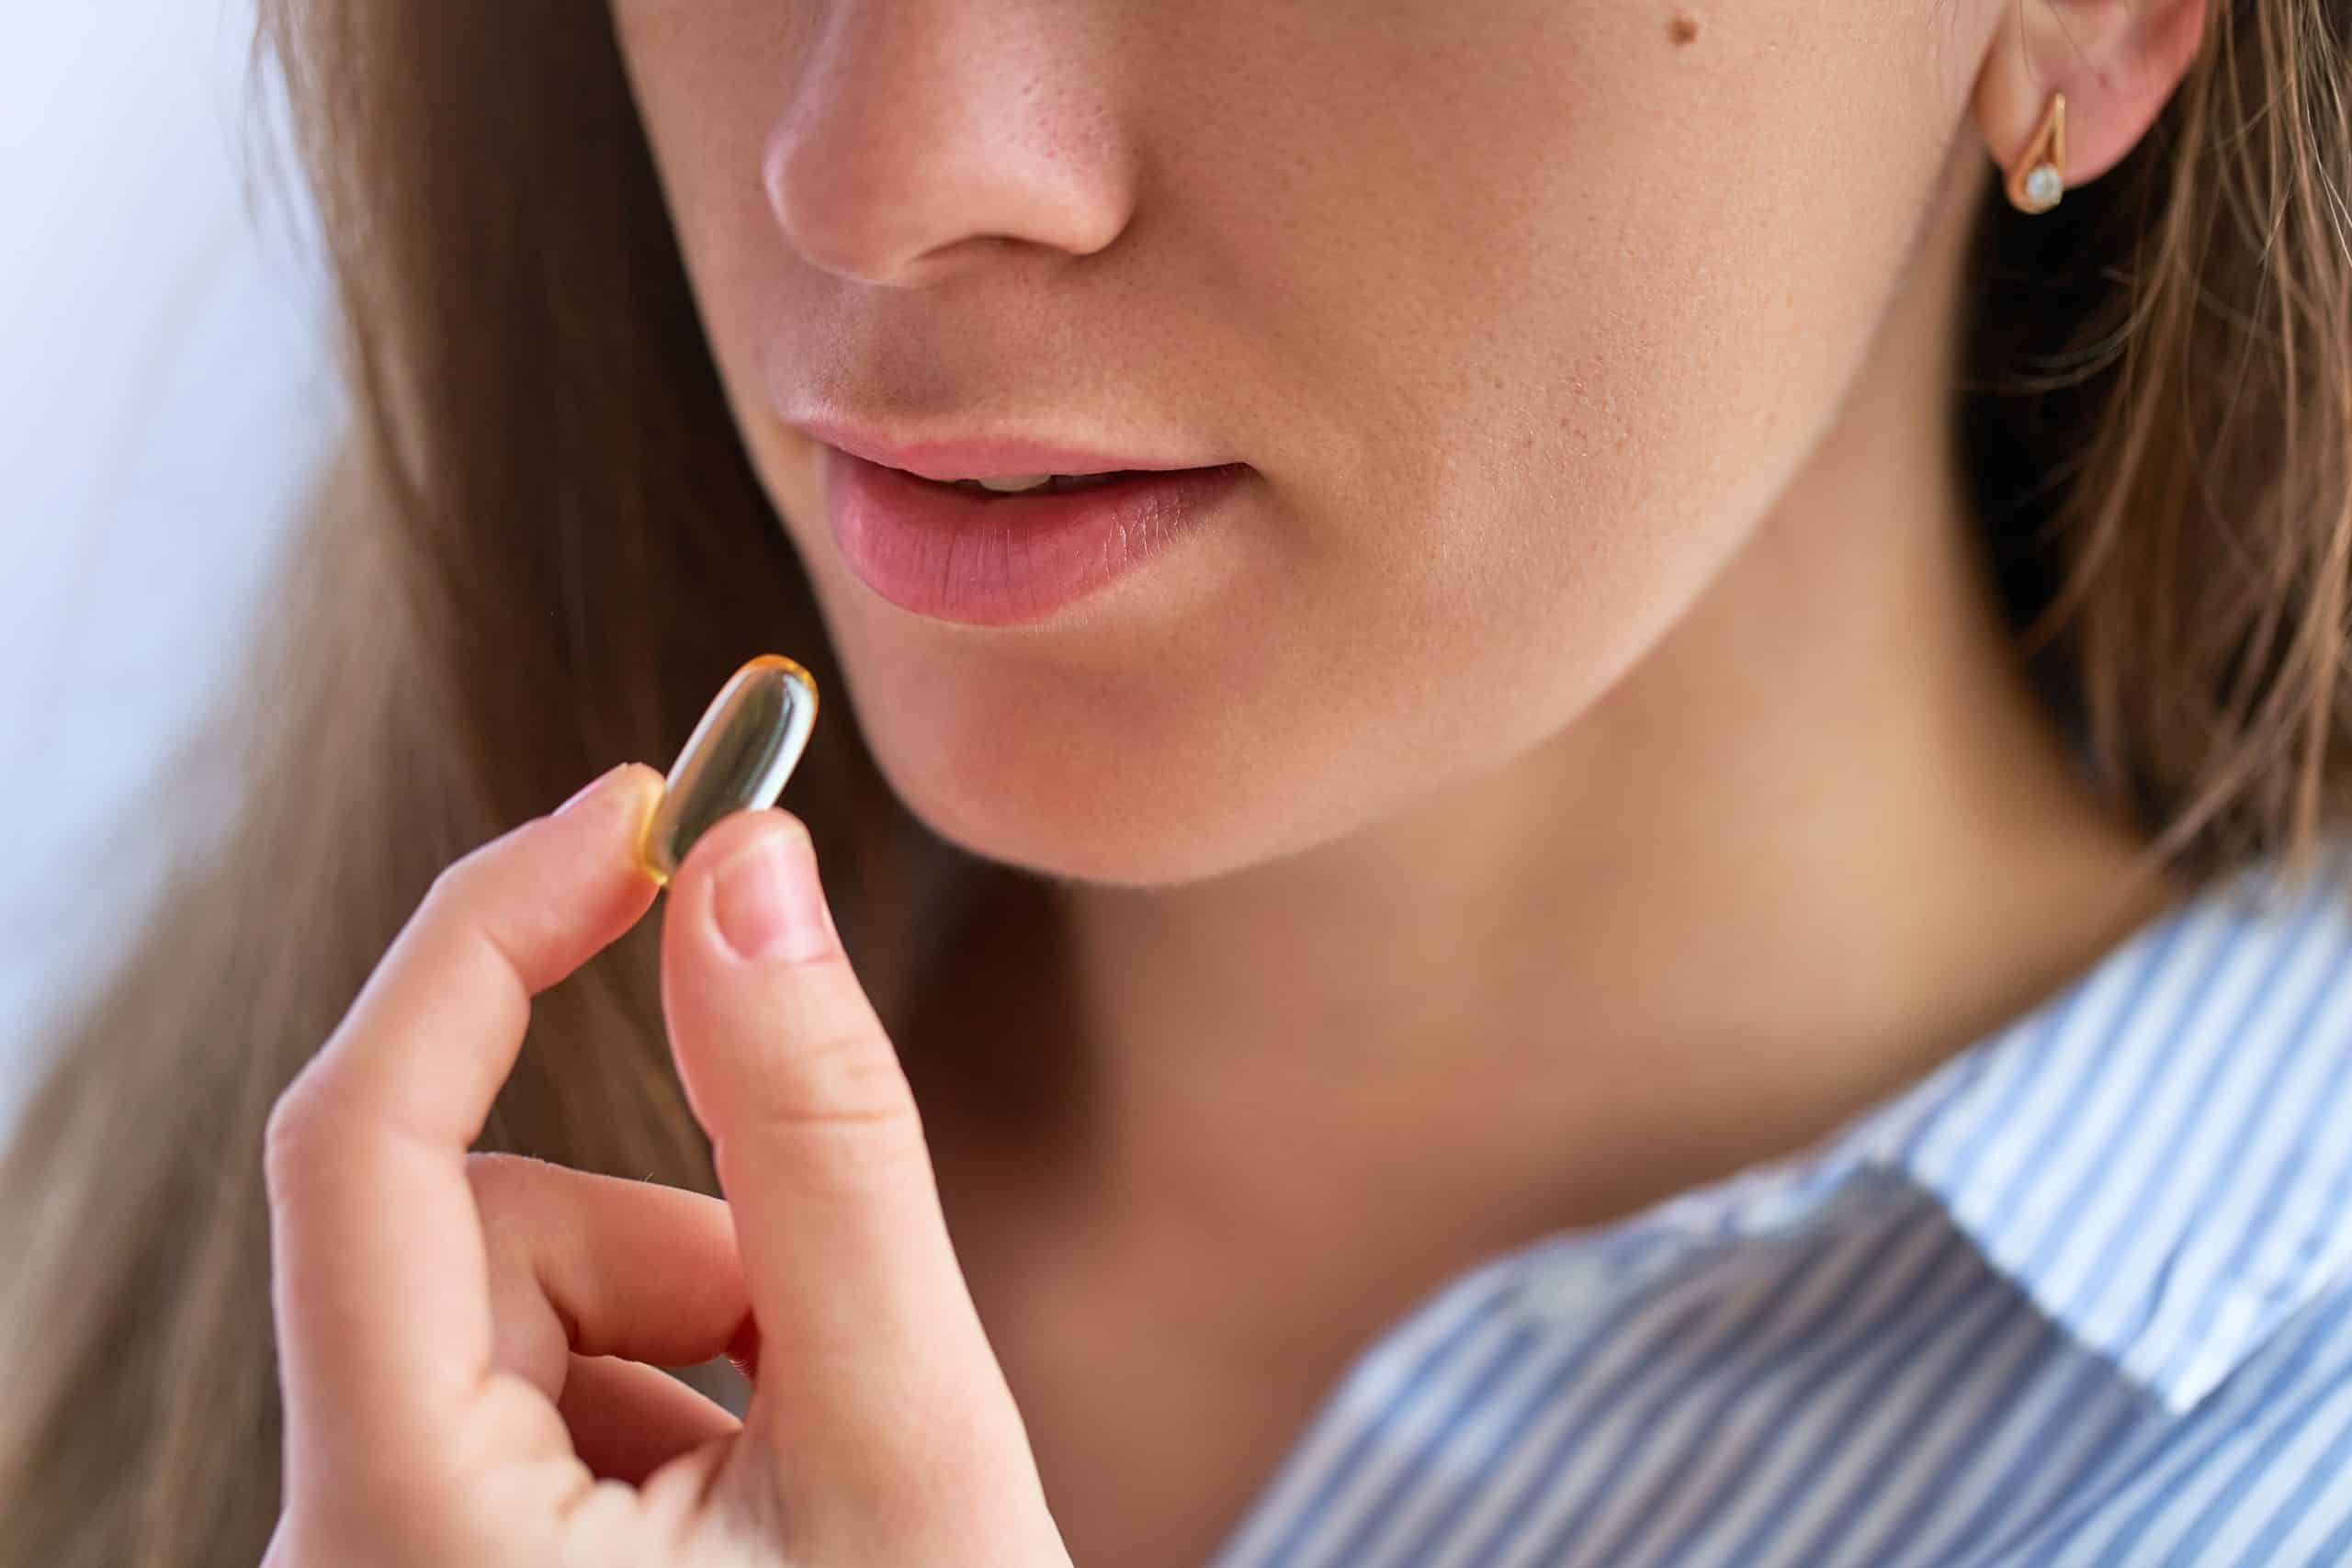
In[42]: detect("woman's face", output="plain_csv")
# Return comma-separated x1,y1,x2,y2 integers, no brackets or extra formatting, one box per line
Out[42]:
610,0,1984,886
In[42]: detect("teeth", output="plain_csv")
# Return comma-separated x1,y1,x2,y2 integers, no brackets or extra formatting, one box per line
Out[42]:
940,472,1136,496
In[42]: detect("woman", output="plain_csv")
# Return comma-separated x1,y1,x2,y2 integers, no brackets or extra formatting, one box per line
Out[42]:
6,0,2350,1560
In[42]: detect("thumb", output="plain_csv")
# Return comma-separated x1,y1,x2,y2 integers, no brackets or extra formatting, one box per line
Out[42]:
657,807,1025,1501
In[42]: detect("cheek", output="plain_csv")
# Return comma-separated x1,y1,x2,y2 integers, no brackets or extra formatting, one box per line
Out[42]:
1125,2,1972,847
609,0,1973,887
1373,9,1964,700
609,0,802,424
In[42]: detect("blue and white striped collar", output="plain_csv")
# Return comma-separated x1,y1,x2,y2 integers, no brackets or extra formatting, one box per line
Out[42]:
1504,840,2352,1417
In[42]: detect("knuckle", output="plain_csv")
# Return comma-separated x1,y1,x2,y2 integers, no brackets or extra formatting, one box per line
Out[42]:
795,1019,922,1125
463,1150,548,1220
423,846,489,913
732,1042,935,1199
424,819,532,916
791,1110,936,1200
262,1074,333,1201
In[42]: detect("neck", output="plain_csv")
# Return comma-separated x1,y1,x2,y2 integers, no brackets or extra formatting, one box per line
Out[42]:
919,146,2187,1332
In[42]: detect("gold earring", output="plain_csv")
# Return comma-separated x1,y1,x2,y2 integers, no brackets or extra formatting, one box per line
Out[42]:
2006,91,2067,214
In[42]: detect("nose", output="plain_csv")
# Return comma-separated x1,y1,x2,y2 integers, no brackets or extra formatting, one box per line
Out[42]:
761,2,1135,288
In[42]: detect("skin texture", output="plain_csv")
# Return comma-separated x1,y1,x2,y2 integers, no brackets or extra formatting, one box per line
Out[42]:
259,5,2219,1567
431,0,2219,1559
602,0,2205,1192
263,777,1073,1564
616,0,1970,883
606,0,2191,893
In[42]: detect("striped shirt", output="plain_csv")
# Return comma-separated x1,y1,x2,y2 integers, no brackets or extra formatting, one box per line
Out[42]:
1204,841,2352,1565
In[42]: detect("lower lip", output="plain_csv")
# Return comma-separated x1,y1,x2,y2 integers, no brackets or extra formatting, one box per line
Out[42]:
821,447,1250,627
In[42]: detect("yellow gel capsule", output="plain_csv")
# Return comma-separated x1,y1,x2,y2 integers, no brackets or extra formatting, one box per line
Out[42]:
638,653,820,886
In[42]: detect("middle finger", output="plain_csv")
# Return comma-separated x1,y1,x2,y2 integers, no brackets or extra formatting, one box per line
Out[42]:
470,1152,753,1400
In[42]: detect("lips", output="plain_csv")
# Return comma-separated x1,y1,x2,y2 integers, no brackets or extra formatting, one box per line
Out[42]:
787,417,1209,487
820,446,1250,627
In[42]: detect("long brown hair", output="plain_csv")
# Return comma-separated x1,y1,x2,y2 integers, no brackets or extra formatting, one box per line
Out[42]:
3,2,2346,1562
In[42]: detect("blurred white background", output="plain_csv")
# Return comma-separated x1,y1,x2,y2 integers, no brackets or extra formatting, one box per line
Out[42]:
2,0,342,1137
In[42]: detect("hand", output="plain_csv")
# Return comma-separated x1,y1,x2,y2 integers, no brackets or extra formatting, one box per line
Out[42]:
259,762,1071,1566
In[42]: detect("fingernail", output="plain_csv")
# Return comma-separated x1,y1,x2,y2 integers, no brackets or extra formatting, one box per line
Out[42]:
711,827,835,964
555,762,633,818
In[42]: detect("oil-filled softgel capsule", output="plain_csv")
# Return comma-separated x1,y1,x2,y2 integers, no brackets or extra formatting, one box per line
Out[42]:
637,654,820,886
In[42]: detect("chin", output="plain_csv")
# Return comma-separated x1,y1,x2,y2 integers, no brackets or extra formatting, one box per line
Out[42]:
804,568,1326,891
863,710,1301,891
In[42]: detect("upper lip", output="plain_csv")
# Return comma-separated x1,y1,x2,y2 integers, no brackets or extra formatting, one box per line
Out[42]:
789,415,1222,483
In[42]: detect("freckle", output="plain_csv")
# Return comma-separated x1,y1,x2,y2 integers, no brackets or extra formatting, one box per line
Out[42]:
1669,12,1701,46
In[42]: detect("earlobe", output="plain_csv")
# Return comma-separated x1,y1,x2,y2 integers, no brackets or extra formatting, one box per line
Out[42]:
1970,0,2212,201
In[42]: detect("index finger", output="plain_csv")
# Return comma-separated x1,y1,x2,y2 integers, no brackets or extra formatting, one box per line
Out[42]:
263,761,664,1472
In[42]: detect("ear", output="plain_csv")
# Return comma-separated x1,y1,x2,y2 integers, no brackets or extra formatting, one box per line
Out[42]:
1972,0,2212,192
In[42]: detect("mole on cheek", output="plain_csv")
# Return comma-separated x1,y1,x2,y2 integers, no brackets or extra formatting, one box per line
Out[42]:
1668,12,1701,45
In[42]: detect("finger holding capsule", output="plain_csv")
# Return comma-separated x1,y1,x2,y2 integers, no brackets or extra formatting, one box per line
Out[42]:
263,651,820,1473
259,654,847,1563
262,759,667,1477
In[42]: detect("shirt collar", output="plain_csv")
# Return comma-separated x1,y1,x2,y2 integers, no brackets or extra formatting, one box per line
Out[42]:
1851,838,2352,1413
1507,839,2352,1417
